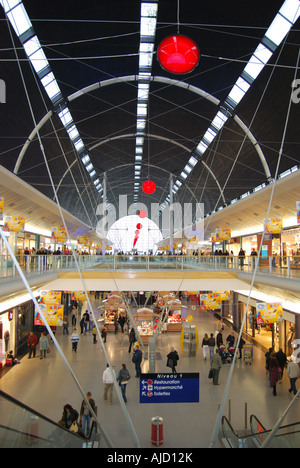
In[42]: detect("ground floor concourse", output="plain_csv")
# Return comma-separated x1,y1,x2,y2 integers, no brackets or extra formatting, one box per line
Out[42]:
1,296,299,448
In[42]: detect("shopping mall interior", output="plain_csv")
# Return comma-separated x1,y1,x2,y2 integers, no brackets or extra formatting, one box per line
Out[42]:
0,0,300,450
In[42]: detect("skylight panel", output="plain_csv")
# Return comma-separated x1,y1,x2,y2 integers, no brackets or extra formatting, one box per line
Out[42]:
41,72,61,100
211,111,228,131
137,103,147,116
196,141,208,155
7,2,32,37
253,43,273,64
66,124,80,141
279,0,300,23
141,3,158,17
140,17,157,37
94,179,100,186
138,83,150,100
74,139,84,152
29,47,49,73
203,128,217,144
81,155,90,165
23,35,41,57
58,108,73,127
86,163,93,172
265,13,292,46
180,171,188,179
89,170,96,178
189,156,198,167
0,0,21,12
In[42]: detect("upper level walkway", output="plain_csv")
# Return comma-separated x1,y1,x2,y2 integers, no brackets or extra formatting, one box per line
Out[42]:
1,254,299,279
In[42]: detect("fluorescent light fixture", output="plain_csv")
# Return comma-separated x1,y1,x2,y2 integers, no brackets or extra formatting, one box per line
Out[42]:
7,2,32,37
265,13,292,46
86,163,93,172
94,179,100,186
253,183,266,192
136,137,144,145
89,170,96,178
135,155,142,161
137,119,146,130
136,147,143,154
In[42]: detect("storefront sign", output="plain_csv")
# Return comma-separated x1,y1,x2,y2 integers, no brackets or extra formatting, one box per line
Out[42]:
139,373,199,404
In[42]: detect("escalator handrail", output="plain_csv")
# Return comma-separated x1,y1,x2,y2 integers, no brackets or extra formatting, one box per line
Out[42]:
0,389,89,443
221,416,240,447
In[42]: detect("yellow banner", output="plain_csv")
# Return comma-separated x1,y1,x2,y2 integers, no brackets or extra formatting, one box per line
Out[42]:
256,302,283,324
4,216,25,232
51,227,67,242
34,303,64,327
39,291,62,305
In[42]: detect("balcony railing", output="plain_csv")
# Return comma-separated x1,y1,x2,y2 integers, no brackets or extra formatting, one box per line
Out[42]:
0,253,299,279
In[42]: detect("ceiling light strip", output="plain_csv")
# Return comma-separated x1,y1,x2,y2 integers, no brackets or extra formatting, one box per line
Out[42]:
134,1,158,198
0,0,103,197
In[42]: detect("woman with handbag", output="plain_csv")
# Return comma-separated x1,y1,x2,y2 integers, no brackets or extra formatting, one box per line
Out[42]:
117,364,131,404
166,347,179,373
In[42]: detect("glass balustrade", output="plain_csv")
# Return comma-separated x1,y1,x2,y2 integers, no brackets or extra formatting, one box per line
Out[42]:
0,254,299,278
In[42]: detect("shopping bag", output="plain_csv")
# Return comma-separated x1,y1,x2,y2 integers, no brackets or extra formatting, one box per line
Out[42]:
208,369,214,379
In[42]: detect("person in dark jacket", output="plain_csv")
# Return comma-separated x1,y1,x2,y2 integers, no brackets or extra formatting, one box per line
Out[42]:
216,330,223,348
59,404,79,429
276,348,287,382
132,344,143,377
128,327,136,353
166,347,179,373
79,392,96,437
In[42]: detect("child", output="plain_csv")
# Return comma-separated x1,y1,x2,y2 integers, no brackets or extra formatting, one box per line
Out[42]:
92,325,97,344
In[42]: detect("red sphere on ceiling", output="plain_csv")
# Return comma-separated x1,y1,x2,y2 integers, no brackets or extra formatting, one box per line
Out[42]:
157,34,200,74
142,180,156,195
136,223,143,230
138,210,147,219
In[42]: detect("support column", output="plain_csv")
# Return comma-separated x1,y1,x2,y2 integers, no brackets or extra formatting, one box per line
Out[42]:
170,175,174,255
102,172,107,255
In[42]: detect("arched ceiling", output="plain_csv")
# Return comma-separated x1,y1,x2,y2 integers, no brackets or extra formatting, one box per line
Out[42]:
0,0,299,230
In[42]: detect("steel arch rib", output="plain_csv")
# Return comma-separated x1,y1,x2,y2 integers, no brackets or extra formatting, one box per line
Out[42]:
14,75,271,190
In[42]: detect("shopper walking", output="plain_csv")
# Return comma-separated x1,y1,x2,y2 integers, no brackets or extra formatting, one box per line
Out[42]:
210,349,222,385
101,326,107,343
39,332,49,360
103,364,116,405
71,329,80,353
287,357,300,396
92,325,97,344
63,315,69,335
202,333,209,360
216,330,223,348
166,347,180,373
132,344,143,377
117,363,131,404
27,331,38,359
79,392,96,437
128,327,136,353
269,356,279,396
208,333,215,360
276,348,287,383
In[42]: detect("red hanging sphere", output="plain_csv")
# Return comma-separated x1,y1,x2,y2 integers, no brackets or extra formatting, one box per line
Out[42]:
157,35,200,74
142,180,156,195
138,210,147,219
136,223,143,230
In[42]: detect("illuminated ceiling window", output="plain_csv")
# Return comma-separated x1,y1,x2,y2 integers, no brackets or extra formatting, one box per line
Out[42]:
107,215,162,253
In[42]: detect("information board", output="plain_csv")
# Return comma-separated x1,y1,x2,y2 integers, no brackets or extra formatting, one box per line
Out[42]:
139,373,199,404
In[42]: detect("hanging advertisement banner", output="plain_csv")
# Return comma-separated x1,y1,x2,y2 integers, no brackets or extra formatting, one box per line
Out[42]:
0,196,3,221
4,216,25,232
200,293,222,310
297,202,300,225
211,228,231,242
39,291,62,305
51,227,67,242
34,303,64,327
264,218,283,234
256,302,283,325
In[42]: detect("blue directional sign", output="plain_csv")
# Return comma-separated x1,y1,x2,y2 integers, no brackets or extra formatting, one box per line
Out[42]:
139,373,199,404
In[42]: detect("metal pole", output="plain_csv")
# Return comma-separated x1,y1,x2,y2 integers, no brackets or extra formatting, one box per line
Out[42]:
170,175,174,255
103,172,107,255
0,227,114,448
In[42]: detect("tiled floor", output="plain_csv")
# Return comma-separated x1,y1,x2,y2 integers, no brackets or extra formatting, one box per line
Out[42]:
1,298,300,448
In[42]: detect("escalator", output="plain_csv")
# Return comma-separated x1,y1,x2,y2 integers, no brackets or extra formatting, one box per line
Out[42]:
222,414,300,448
0,390,100,448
